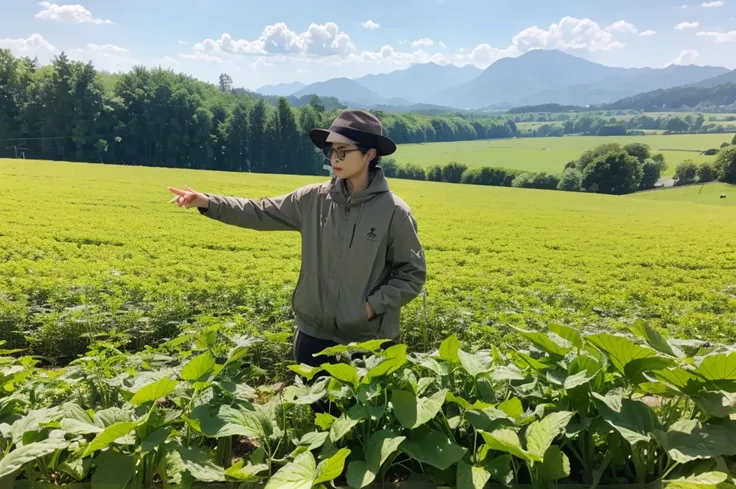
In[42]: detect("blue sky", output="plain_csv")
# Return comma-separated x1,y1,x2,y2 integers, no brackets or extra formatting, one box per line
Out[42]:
1,0,735,90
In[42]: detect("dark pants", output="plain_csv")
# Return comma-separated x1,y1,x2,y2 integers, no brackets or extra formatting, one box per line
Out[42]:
293,330,339,367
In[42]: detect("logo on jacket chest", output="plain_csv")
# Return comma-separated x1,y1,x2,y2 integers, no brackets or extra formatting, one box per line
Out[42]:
365,227,378,241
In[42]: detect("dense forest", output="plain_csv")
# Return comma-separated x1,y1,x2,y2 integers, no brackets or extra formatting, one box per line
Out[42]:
607,83,736,112
0,50,517,173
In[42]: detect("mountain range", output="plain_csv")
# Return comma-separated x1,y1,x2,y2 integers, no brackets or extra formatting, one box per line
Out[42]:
255,49,733,110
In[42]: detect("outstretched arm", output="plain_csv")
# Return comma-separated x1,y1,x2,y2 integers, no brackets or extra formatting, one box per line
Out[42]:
366,211,427,316
168,185,310,232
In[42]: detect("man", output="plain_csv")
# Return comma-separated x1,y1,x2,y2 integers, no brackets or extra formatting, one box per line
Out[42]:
168,109,426,365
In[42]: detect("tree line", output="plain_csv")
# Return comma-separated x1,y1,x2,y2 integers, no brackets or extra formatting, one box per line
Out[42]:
0,50,519,172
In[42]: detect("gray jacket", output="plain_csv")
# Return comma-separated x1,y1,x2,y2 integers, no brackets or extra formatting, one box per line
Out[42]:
198,168,427,344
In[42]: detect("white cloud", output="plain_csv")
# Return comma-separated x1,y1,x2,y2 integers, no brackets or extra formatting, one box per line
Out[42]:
677,4,688,7
361,20,380,30
605,20,638,34
178,41,188,46
512,17,626,52
639,30,657,36
0,33,58,60
469,44,521,67
702,1,725,7
411,38,434,47
67,43,138,72
35,2,112,24
439,41,447,48
697,30,736,42
669,49,700,65
193,23,356,58
675,21,700,29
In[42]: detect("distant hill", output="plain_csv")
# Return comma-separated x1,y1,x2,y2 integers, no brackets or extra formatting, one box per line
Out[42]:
356,63,482,104
292,78,411,107
606,82,736,111
433,50,622,109
516,64,730,107
689,69,736,88
255,50,731,111
256,81,306,96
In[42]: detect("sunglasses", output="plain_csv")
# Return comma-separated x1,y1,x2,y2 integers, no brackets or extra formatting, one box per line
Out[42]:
322,145,364,161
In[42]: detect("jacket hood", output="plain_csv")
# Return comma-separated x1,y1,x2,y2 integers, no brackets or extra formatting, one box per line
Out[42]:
329,167,390,206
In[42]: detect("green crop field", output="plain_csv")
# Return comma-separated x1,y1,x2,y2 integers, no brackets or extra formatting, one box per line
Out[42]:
3,158,736,489
2,158,735,361
395,133,734,177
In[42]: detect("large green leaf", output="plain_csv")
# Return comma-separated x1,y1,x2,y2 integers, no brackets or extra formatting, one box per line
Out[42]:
189,404,265,439
691,391,736,418
539,445,570,481
364,345,407,382
346,430,405,489
315,413,336,431
264,450,316,489
498,397,524,419
648,368,705,395
83,421,137,456
624,357,678,383
224,460,269,481
11,407,62,444
329,411,361,443
665,471,729,489
60,418,103,436
587,333,657,374
140,426,172,453
315,448,351,484
179,350,216,381
315,339,390,357
512,326,573,357
654,419,736,464
288,364,323,381
91,451,136,489
631,320,680,358
400,428,467,470
130,378,178,406
0,438,69,478
481,429,540,462
458,350,492,377
466,408,514,432
592,392,658,445
391,388,447,429
321,363,360,388
548,324,584,349
525,411,574,458
457,460,491,489
439,334,461,364
173,444,227,482
695,352,736,383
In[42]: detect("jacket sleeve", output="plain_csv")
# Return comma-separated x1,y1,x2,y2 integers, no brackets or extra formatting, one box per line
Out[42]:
198,186,310,232
366,210,427,316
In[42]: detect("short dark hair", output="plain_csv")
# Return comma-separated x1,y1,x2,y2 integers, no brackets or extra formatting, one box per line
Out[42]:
359,146,380,170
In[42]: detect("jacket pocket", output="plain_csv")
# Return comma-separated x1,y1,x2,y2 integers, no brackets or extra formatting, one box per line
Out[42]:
334,283,371,338
292,271,320,326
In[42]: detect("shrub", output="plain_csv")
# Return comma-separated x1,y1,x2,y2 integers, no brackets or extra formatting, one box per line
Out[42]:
623,143,651,163
529,172,561,190
441,161,468,183
396,163,426,181
426,164,443,182
697,161,719,183
460,168,481,185
674,160,698,186
577,143,623,171
715,145,736,183
703,148,719,156
721,142,731,149
380,158,398,177
639,158,667,190
512,172,534,188
732,133,736,145
582,150,643,195
557,168,582,191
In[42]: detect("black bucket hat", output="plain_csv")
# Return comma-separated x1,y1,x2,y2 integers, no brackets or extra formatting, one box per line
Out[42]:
309,109,397,156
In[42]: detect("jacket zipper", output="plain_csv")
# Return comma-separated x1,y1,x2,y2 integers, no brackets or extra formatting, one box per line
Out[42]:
349,224,356,248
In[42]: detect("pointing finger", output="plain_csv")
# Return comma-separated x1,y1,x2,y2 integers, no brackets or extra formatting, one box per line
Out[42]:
168,187,186,196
